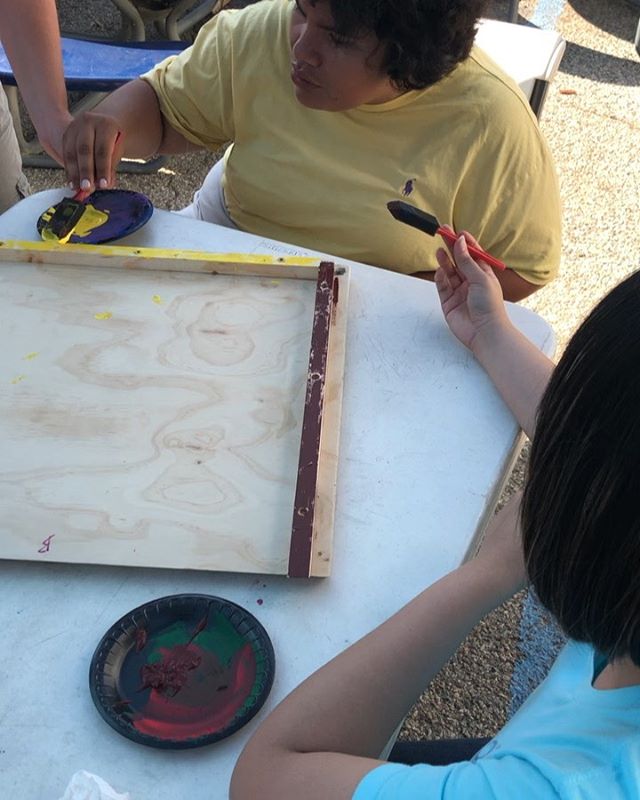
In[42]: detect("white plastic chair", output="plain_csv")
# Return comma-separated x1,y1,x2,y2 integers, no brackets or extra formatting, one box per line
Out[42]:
108,0,223,41
475,18,567,118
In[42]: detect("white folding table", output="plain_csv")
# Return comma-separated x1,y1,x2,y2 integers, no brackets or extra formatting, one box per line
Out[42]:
0,190,554,800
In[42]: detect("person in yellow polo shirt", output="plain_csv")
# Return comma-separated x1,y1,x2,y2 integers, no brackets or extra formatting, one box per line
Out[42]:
61,0,561,301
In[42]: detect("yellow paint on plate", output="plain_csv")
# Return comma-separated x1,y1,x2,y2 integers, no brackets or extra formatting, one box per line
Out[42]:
39,204,109,244
23,352,39,360
94,311,113,320
11,375,25,384
73,204,110,237
152,294,164,305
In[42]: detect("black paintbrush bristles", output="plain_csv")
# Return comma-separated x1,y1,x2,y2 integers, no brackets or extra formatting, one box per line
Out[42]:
386,200,440,237
41,196,88,243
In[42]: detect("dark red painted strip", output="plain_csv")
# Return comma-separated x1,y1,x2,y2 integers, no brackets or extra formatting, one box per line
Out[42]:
288,261,336,578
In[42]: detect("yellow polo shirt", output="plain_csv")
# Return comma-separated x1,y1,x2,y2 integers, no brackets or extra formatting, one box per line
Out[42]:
143,0,561,284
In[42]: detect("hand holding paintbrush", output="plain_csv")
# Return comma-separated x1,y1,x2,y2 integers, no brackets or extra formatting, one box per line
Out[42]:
387,198,508,349
41,130,125,244
387,200,506,271
434,230,508,351
63,115,125,193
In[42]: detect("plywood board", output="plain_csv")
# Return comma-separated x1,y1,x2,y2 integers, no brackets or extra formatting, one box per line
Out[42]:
307,268,349,577
0,246,348,576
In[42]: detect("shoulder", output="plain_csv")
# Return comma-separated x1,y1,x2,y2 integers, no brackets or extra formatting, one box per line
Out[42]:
447,46,542,140
439,48,556,185
211,0,291,40
193,0,291,74
164,0,290,81
467,47,534,113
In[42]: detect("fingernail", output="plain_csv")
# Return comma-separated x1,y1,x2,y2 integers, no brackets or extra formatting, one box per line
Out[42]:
98,178,108,189
80,179,91,190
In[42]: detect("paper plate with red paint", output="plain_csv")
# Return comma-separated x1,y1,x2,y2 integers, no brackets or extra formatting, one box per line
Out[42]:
89,594,275,749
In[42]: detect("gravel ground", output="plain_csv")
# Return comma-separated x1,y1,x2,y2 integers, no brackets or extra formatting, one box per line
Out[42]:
20,0,640,742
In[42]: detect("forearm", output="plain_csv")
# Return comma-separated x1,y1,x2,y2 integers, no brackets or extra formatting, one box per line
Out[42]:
0,0,69,140
472,318,554,439
435,237,554,438
89,80,165,158
233,558,517,798
493,268,539,302
89,79,197,156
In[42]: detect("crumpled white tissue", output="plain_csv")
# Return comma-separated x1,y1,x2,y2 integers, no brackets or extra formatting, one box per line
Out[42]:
58,770,131,800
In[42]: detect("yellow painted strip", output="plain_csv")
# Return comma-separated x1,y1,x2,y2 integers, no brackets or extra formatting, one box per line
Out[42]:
0,239,320,268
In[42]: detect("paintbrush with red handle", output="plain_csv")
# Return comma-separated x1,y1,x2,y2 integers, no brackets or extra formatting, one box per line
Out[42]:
386,200,506,271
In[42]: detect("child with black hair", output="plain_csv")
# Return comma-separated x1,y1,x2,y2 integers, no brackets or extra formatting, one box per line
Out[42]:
230,234,640,799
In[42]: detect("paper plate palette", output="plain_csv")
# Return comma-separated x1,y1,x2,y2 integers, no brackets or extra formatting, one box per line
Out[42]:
37,188,153,244
89,594,275,749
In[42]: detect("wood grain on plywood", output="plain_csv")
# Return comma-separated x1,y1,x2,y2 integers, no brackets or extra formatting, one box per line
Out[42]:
310,270,350,577
0,256,348,575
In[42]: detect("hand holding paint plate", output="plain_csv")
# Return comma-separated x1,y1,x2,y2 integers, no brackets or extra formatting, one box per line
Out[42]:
37,189,154,245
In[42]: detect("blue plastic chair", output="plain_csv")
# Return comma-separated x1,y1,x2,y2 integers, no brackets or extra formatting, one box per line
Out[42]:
0,36,188,92
0,36,189,168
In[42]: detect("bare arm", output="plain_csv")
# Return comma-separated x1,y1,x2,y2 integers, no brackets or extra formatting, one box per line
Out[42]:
62,79,198,190
435,233,554,439
231,497,526,800
470,313,553,439
492,267,539,302
0,0,71,162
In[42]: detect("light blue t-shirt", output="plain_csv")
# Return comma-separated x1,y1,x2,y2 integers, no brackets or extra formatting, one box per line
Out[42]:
354,640,640,799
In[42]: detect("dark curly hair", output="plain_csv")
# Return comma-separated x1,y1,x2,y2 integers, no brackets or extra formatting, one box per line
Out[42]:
319,0,488,90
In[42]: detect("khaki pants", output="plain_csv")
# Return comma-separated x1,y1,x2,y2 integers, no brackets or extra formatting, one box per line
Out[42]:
0,84,30,214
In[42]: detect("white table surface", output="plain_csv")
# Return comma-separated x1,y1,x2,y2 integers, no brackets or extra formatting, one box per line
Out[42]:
0,190,554,800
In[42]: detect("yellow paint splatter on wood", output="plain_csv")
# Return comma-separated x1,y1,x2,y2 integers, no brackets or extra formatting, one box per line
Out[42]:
94,311,113,320
11,375,25,384
152,294,164,305
23,352,39,360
